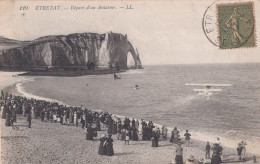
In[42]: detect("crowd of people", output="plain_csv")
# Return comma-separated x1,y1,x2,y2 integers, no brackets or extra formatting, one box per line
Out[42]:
0,90,248,164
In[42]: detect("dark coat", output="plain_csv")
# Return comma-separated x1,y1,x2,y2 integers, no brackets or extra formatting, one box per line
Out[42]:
237,147,243,155
152,131,159,147
106,138,114,156
5,111,11,126
86,127,93,140
1,106,6,119
132,128,139,141
107,124,112,135
98,137,107,155
211,155,222,164
112,121,117,135
96,119,101,131
121,129,126,141
27,113,31,122
117,123,122,134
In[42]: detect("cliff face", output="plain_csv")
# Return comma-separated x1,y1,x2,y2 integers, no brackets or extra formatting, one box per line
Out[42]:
0,32,143,70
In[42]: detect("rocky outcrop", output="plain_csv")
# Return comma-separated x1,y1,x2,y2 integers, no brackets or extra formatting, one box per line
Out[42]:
0,32,143,70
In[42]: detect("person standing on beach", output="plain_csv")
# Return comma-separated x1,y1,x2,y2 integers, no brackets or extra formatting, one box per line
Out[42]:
86,124,93,140
240,141,247,161
132,127,139,141
41,109,45,122
162,125,168,140
22,104,26,117
81,112,86,129
175,142,183,164
237,143,243,160
152,127,160,147
106,134,114,156
117,119,122,140
5,107,11,126
205,142,211,159
211,150,222,164
184,130,191,147
138,120,143,138
132,119,136,129
125,129,130,145
1,90,4,99
74,110,78,126
112,119,117,135
11,103,16,123
27,110,32,128
135,119,139,131
0,103,4,117
121,128,126,141
98,134,107,155
2,104,7,119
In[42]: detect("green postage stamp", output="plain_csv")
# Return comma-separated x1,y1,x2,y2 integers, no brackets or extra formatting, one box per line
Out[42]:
217,2,256,49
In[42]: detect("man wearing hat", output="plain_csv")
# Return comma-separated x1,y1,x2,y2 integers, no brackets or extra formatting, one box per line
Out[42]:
175,142,183,164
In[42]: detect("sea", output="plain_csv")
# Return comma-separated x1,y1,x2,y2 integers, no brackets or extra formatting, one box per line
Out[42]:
12,64,260,154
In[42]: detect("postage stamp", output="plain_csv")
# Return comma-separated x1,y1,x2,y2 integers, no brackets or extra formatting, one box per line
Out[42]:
217,2,256,49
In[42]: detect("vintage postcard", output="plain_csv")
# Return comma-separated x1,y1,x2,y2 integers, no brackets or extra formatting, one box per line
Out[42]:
0,0,259,164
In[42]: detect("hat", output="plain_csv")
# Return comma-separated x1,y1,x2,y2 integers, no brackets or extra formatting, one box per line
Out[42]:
199,158,204,162
101,134,106,138
188,154,195,161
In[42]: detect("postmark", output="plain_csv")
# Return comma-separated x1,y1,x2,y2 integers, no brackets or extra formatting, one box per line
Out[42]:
203,1,219,47
203,1,256,49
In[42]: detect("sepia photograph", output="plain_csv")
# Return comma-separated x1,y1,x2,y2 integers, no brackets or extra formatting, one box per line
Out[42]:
0,0,259,163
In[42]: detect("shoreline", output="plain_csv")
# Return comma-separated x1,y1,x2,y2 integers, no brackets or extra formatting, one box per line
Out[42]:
0,69,127,77
1,71,259,163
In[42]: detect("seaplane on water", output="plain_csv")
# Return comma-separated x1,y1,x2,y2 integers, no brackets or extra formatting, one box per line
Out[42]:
185,83,231,97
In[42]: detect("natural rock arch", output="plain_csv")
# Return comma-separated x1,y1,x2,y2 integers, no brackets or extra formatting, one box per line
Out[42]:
127,52,135,68
126,41,142,69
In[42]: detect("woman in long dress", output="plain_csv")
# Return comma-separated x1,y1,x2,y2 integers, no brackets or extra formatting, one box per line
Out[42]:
121,129,126,141
5,109,11,126
132,128,139,141
125,129,130,145
0,104,4,117
86,125,93,140
74,111,77,126
112,120,117,135
2,105,7,119
53,112,57,123
31,106,35,119
70,109,73,123
63,113,66,125
22,105,26,117
96,118,101,131
106,134,114,156
138,121,143,138
98,134,107,155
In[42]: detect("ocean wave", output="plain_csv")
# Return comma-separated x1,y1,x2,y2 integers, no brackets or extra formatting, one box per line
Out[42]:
118,69,144,75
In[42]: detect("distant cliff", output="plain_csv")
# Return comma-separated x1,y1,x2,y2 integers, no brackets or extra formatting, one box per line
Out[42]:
0,32,143,70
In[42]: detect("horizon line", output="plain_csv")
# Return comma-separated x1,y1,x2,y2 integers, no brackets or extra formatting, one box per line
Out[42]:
142,62,260,66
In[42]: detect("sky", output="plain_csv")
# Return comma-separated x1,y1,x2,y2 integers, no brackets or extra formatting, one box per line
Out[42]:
0,0,260,65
